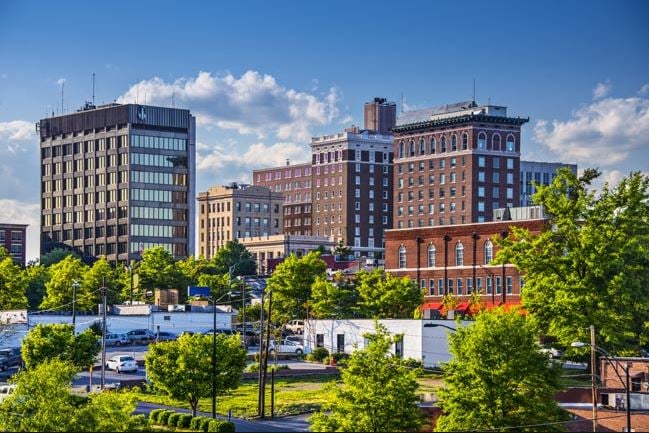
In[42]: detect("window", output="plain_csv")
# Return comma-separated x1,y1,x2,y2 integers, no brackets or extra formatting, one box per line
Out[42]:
506,135,515,152
462,133,468,150
457,278,463,295
496,277,502,294
440,136,447,153
408,140,415,157
507,158,514,170
427,244,436,267
486,277,493,294
478,133,486,149
429,280,435,296
438,279,444,296
493,134,501,151
398,246,407,268
316,334,324,348
451,134,457,151
399,142,405,159
394,336,403,358
467,277,473,294
419,139,425,155
506,276,513,294
484,240,493,264
430,137,436,154
478,156,485,168
336,334,345,353
455,242,464,266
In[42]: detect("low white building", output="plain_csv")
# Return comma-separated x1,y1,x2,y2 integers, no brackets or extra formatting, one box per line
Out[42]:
303,319,471,368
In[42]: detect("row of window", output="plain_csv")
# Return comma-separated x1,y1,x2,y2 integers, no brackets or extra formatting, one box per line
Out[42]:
397,132,516,159
259,166,312,182
398,240,494,268
130,152,187,168
314,150,389,165
130,207,173,220
130,171,187,186
131,135,187,151
41,136,128,159
0,231,23,242
131,224,174,238
131,188,172,202
421,275,517,296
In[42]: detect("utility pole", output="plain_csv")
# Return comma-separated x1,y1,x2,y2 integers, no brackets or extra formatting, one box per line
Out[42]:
100,278,107,389
590,325,597,433
72,280,79,333
257,290,265,417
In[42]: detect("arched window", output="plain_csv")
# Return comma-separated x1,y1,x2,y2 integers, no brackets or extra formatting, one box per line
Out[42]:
484,240,493,264
427,244,436,267
506,134,515,152
398,245,407,268
419,139,425,155
430,137,436,154
462,133,469,150
492,133,501,151
455,242,464,266
399,141,405,159
408,140,415,157
478,132,486,150
440,136,447,153
451,134,457,151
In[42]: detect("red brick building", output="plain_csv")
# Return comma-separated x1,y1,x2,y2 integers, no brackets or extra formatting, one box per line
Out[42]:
392,101,529,229
385,218,546,317
0,223,28,266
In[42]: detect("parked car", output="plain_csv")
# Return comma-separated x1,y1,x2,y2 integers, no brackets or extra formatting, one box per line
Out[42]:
106,355,138,373
540,346,564,359
204,328,234,336
284,335,303,344
269,339,304,355
284,320,304,335
0,385,15,402
155,331,177,341
105,333,129,346
0,348,22,371
125,329,156,344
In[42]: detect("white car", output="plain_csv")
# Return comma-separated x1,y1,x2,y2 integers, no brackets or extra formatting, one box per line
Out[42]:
106,355,138,373
269,339,304,355
284,320,304,335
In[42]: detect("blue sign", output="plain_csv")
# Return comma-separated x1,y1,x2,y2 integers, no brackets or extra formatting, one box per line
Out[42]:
187,286,211,297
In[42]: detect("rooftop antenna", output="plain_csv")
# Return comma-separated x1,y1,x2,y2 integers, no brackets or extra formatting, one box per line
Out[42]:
92,72,96,106
171,88,175,108
144,90,147,106
61,81,64,114
136,82,139,104
400,92,404,114
473,79,476,103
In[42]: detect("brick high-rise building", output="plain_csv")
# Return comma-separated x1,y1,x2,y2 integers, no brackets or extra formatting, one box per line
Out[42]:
392,101,529,229
38,103,196,263
364,97,397,135
0,223,28,266
197,183,283,259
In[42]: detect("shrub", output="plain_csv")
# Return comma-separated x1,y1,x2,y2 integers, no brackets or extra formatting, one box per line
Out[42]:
148,408,164,424
402,358,423,370
245,362,259,373
168,412,180,427
158,410,175,425
331,352,349,363
199,417,212,432
307,347,329,362
177,413,192,428
269,364,288,372
190,416,205,431
208,419,236,432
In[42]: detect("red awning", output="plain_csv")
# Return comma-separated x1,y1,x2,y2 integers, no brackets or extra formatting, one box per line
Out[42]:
421,302,443,310
455,302,471,312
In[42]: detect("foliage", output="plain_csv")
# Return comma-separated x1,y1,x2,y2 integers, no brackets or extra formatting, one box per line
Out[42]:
239,302,262,323
310,276,359,319
307,347,330,363
39,247,80,267
212,239,256,276
178,256,219,286
83,257,123,306
148,408,164,424
0,248,28,309
40,255,92,311
496,169,649,352
310,323,422,432
168,413,180,426
0,359,144,432
355,269,423,319
435,309,565,432
177,413,193,428
314,244,330,255
208,419,236,432
199,417,212,432
197,273,231,302
21,323,99,371
137,247,188,293
190,416,207,431
158,410,174,425
333,240,353,260
24,263,49,310
145,333,247,416
267,251,326,324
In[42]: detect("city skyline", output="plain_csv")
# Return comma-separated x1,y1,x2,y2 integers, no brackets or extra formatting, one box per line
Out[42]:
0,0,647,261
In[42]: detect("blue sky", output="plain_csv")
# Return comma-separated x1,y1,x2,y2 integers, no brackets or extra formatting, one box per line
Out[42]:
1,0,648,260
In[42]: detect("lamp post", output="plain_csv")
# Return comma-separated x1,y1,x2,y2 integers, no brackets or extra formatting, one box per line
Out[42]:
209,291,234,419
423,322,457,332
477,264,495,306
258,287,273,419
572,339,632,433
228,258,254,350
71,280,80,333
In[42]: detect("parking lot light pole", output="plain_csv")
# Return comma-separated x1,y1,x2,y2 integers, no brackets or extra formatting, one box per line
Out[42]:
100,280,107,390
72,280,80,333
210,291,232,419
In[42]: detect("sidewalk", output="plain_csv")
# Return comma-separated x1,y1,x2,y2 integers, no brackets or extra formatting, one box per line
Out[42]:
136,401,311,432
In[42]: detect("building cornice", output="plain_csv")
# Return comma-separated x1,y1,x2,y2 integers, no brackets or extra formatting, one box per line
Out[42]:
393,114,530,133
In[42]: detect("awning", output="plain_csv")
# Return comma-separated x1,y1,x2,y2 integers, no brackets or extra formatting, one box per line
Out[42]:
455,302,471,312
421,302,443,311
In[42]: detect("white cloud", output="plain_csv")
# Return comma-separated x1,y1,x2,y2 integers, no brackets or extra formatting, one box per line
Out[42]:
639,84,649,96
0,120,40,201
593,81,611,99
533,87,649,166
117,70,340,143
56,78,66,86
196,140,309,172
0,200,40,262
0,120,35,151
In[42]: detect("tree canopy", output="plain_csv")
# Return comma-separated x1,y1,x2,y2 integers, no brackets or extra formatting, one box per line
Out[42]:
40,255,93,312
21,323,99,371
145,333,247,416
0,247,28,310
310,323,422,432
435,309,566,432
212,239,256,276
137,246,188,293
355,269,422,319
83,258,123,306
495,169,649,352
310,274,360,319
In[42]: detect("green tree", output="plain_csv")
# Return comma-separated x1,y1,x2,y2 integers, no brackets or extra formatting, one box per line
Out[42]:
333,240,352,260
21,323,99,371
356,269,422,318
83,258,123,306
137,247,188,293
0,358,144,432
496,169,649,352
310,323,421,432
40,255,92,312
145,333,247,416
267,251,326,324
0,248,28,309
310,275,359,319
24,263,49,310
212,240,256,276
436,309,565,432
39,247,81,267
178,255,219,286
197,273,231,301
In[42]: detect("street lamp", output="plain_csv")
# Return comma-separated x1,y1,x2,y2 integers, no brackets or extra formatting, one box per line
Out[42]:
71,280,80,333
477,264,495,306
423,323,457,332
228,258,254,350
572,340,632,433
208,290,234,419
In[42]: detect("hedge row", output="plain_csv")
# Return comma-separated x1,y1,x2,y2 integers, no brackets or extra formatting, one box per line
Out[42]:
148,409,235,432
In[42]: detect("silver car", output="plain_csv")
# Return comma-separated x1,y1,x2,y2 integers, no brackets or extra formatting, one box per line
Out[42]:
105,333,129,346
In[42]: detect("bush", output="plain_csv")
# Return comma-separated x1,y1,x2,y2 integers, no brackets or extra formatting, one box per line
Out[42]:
402,358,423,370
148,408,164,424
199,417,212,432
191,416,208,431
208,419,236,432
245,362,259,373
177,413,192,428
158,410,175,425
307,347,329,362
168,413,180,427
269,364,288,372
331,352,349,363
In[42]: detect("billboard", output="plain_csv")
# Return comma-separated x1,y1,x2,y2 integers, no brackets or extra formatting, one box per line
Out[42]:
187,286,211,298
